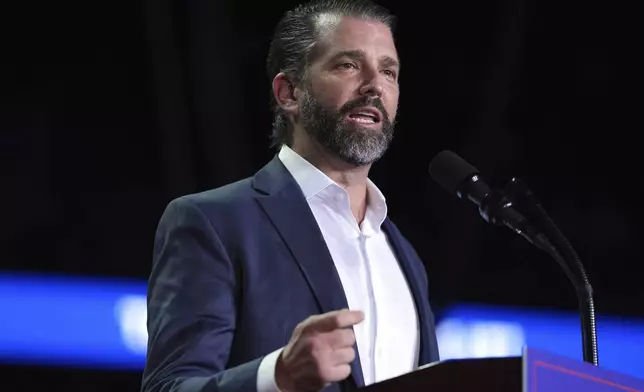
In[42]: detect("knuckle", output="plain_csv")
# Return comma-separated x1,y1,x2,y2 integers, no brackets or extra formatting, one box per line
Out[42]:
298,315,318,334
339,364,351,379
316,360,331,380
293,322,305,335
334,313,346,326
307,335,325,356
337,329,354,346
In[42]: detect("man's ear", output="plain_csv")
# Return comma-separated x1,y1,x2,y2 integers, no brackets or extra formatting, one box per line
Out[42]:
272,72,299,117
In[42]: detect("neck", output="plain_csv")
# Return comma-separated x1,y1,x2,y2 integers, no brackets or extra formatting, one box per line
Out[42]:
291,132,370,223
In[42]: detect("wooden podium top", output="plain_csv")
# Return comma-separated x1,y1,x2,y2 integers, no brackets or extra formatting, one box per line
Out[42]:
360,357,522,392
359,348,644,392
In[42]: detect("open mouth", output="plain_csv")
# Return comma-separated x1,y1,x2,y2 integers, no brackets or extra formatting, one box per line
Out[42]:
345,107,382,125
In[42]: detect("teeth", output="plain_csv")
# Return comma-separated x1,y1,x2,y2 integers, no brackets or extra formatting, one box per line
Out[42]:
358,112,376,119
349,113,377,123
353,116,375,124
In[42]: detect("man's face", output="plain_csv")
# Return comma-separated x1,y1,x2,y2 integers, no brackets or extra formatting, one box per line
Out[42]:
297,17,400,166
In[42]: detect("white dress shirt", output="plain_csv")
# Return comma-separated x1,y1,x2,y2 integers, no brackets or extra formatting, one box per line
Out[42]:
257,145,419,391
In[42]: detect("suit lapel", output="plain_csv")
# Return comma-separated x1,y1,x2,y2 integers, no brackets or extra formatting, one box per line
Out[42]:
253,157,366,388
257,191,348,313
382,219,433,366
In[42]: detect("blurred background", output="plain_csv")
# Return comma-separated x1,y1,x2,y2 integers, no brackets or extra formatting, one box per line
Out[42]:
2,0,642,390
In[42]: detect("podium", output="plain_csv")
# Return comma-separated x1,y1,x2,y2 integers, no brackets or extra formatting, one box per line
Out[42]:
361,347,644,391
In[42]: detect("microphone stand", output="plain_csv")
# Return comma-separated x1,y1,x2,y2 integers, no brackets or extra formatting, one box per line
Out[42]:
500,178,599,366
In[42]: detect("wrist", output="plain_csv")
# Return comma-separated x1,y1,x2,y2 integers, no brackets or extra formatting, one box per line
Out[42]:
275,351,295,392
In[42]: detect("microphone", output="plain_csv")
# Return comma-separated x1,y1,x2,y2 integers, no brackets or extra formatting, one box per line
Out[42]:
428,150,550,250
429,149,599,366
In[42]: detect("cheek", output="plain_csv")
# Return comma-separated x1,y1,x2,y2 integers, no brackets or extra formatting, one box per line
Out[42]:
323,86,352,109
386,89,400,119
313,76,356,108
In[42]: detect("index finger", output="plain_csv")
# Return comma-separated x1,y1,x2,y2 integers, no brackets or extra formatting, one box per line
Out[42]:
310,309,364,332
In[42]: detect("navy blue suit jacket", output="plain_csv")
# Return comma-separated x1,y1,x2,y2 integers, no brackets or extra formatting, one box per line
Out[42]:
141,156,440,392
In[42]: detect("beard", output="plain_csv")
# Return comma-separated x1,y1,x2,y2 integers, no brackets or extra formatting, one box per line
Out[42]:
299,90,396,166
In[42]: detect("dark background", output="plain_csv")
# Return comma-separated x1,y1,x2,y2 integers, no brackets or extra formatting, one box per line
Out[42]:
2,0,641,390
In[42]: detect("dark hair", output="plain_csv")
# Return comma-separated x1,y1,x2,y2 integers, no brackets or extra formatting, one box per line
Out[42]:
266,0,396,147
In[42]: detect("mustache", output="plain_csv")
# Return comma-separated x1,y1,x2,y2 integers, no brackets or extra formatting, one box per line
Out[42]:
339,96,389,122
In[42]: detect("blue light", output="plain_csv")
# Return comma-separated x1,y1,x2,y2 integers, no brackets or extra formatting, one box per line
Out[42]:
436,303,644,379
1,271,643,379
0,272,147,369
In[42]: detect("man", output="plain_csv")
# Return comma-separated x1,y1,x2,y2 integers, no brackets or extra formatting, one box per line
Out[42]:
141,1,440,391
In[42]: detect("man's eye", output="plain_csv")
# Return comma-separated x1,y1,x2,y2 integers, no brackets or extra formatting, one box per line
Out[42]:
337,63,357,69
383,69,397,78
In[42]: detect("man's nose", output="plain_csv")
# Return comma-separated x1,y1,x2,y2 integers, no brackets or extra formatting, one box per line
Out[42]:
359,71,384,97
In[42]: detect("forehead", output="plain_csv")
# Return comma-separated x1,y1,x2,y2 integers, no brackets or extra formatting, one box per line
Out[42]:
312,16,398,63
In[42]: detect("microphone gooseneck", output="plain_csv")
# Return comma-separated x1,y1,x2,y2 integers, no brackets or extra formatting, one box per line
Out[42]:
504,178,598,366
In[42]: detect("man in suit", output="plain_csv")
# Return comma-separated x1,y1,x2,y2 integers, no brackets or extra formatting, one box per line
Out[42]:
141,0,440,391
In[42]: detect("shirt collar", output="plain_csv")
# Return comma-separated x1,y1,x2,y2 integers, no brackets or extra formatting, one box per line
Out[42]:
361,184,387,236
278,145,388,234
278,144,336,199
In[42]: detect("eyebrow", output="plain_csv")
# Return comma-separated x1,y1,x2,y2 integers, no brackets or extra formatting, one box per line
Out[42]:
329,49,401,69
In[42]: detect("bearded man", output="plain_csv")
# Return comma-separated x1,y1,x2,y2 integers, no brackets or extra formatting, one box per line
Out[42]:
142,1,440,391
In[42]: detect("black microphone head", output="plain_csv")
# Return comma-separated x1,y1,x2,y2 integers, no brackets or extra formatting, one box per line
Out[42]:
428,150,480,195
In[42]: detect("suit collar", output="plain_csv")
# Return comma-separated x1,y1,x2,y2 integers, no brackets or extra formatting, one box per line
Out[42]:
250,154,291,196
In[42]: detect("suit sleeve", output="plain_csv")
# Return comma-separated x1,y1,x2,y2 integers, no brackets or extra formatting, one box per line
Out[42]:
141,197,261,392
